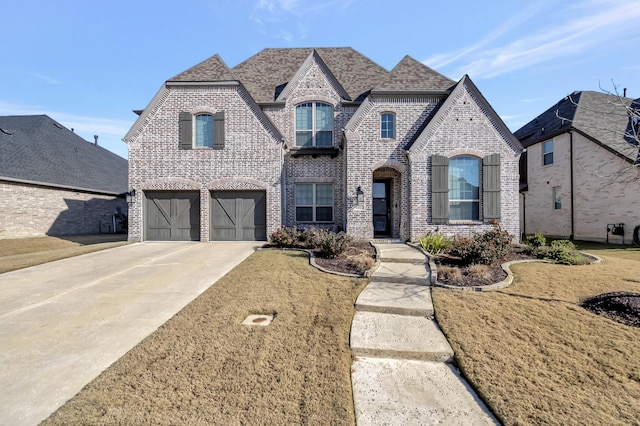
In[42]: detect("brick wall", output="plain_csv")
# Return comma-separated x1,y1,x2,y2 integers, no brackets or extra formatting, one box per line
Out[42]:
0,180,126,237
127,84,282,241
524,131,640,243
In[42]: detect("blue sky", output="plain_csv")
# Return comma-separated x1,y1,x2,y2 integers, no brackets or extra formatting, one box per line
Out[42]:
2,0,638,159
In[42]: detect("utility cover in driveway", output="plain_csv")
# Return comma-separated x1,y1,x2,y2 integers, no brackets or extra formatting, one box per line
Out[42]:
145,191,200,241
211,190,266,241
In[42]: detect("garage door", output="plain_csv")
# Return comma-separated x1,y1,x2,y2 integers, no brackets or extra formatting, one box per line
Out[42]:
210,191,266,241
146,191,200,241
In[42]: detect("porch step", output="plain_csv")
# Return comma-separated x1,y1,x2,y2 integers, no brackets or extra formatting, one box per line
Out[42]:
350,311,453,362
355,281,433,317
371,262,429,285
373,243,426,264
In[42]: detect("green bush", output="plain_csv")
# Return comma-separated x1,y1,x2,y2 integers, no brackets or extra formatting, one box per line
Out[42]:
269,226,301,247
418,232,452,255
448,226,513,265
539,240,581,265
525,233,547,249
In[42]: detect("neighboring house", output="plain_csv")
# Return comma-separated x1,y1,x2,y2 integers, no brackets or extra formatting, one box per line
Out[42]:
515,91,640,244
125,48,523,242
0,115,128,237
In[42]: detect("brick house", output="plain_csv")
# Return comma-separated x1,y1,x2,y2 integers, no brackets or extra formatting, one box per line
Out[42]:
125,48,522,242
516,91,640,244
0,115,128,237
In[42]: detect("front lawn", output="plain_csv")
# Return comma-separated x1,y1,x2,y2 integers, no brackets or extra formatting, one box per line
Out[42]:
43,250,366,425
432,244,640,425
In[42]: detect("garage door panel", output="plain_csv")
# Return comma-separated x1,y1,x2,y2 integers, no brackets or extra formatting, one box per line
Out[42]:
146,191,200,241
211,191,266,241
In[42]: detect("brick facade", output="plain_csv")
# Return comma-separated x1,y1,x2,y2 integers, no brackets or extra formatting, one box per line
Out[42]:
522,132,640,243
126,50,522,242
0,180,126,237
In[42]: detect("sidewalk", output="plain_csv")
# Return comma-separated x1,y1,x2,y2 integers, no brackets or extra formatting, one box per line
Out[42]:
350,243,499,425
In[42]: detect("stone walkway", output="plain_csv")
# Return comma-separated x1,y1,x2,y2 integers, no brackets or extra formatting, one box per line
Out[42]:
350,243,499,425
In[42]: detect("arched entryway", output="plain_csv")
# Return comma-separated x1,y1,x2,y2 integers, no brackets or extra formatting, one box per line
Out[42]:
372,167,402,239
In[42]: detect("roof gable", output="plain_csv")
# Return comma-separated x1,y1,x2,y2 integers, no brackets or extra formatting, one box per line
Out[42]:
275,49,350,102
231,47,389,103
0,115,128,194
408,75,522,154
373,56,454,92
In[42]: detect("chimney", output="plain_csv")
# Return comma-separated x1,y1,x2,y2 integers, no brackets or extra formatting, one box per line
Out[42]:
623,88,627,97
93,135,98,146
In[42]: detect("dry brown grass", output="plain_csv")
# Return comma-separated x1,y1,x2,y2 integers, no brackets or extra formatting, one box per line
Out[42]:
467,264,492,281
438,265,463,284
42,250,367,425
0,235,129,274
432,245,640,425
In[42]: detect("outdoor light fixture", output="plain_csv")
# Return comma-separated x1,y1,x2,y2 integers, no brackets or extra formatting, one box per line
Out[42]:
125,189,136,204
356,186,364,203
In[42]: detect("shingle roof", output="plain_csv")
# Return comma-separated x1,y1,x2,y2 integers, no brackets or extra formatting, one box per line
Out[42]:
373,55,454,92
169,54,235,82
0,115,128,194
514,91,638,162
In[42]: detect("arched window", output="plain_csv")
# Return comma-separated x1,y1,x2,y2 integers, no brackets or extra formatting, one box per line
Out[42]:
381,112,395,139
449,156,480,221
295,102,333,147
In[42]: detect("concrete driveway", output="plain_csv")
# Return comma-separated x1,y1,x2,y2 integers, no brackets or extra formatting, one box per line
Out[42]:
0,241,259,426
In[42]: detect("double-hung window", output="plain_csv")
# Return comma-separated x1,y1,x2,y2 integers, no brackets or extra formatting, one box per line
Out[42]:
295,102,333,147
295,183,334,222
543,140,554,165
381,112,395,139
449,156,480,221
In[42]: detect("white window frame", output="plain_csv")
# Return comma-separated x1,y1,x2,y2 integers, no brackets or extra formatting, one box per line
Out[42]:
543,140,554,165
295,183,334,223
193,113,214,148
295,102,334,147
449,156,481,221
381,112,395,139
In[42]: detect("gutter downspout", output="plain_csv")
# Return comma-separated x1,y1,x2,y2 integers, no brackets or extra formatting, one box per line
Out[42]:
569,130,575,240
522,192,526,241
280,139,286,226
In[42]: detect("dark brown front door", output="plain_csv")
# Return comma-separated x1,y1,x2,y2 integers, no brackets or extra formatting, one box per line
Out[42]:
373,180,390,237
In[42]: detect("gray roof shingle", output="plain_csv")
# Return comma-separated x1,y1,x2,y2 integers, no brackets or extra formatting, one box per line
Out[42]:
514,91,639,162
0,115,128,194
373,55,454,92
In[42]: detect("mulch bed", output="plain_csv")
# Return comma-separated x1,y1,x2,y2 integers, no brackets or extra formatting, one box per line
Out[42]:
581,292,640,328
313,241,376,275
434,249,537,287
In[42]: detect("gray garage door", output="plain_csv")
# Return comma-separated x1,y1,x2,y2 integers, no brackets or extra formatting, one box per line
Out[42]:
210,191,266,241
146,191,200,241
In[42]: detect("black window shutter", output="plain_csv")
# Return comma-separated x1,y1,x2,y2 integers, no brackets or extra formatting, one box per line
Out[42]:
179,112,192,150
214,111,225,149
431,155,449,225
483,153,501,221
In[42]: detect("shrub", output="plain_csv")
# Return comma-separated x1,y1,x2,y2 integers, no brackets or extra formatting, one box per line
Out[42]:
438,265,463,284
467,264,492,281
448,226,513,265
525,233,546,249
314,229,351,258
541,240,581,265
269,226,301,247
418,232,452,255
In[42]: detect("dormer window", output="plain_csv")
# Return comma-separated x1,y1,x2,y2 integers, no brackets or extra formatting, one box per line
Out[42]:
295,102,333,147
381,112,395,139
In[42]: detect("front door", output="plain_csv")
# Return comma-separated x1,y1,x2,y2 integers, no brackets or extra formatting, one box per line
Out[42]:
373,180,390,237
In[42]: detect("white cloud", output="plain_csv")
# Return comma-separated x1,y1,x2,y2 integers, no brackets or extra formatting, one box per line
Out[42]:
31,72,61,85
428,0,640,80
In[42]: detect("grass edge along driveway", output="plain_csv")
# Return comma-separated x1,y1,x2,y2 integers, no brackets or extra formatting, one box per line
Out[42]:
42,250,367,425
432,245,640,426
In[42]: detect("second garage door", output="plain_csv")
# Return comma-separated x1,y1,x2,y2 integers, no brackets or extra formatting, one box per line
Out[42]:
210,191,266,241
